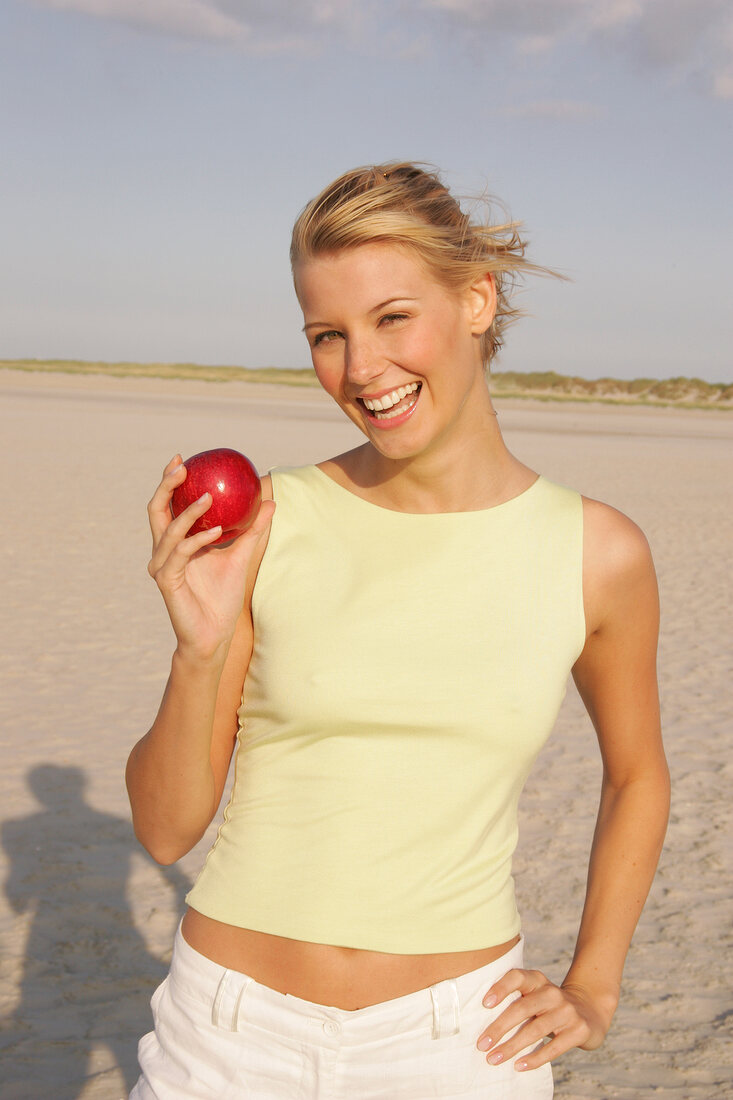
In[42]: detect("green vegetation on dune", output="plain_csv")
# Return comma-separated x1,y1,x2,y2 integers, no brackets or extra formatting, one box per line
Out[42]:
0,358,317,387
488,369,733,407
1,359,731,409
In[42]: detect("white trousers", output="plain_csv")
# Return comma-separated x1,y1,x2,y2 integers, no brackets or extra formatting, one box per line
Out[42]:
130,924,553,1099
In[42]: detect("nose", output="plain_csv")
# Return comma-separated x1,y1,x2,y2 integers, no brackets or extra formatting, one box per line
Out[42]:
344,334,383,387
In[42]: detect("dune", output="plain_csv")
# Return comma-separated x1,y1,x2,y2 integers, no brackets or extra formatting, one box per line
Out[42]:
2,358,731,409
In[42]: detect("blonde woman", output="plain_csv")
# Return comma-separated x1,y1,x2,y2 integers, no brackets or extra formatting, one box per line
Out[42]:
128,163,670,1098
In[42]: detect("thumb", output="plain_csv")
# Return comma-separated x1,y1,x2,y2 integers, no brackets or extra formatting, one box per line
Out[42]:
228,498,276,562
249,497,276,537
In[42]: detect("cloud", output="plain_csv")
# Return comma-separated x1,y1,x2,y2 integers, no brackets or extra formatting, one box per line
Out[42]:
424,0,585,37
502,99,604,120
30,0,733,96
38,0,250,43
588,0,644,33
32,0,362,49
422,0,733,98
598,0,733,98
714,71,733,97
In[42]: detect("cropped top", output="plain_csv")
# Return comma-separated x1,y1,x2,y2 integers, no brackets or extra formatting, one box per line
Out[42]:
186,464,586,953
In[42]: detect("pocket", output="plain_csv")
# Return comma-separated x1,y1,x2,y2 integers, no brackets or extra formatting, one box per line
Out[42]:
149,974,170,1026
338,1027,482,1098
134,1023,171,1100
223,1018,308,1100
161,974,309,1099
517,1060,553,1098
475,1057,554,1099
138,974,245,1099
427,1031,485,1096
132,975,170,1093
460,989,556,1098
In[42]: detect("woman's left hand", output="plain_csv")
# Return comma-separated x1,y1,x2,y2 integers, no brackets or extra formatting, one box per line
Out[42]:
476,968,614,1071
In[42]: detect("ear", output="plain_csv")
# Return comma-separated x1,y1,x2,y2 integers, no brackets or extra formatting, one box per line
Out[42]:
466,273,497,335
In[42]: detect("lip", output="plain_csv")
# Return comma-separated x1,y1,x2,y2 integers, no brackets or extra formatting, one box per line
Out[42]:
357,381,421,403
357,383,421,430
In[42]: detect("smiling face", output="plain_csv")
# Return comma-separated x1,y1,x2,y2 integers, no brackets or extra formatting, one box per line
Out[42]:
294,243,496,465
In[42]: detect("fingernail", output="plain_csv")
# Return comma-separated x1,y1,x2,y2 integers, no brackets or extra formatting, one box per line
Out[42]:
487,1052,504,1066
515,1061,528,1072
477,1037,493,1052
197,493,210,502
483,994,497,1008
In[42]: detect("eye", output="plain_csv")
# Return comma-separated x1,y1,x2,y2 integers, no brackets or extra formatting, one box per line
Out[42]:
380,312,408,327
312,329,342,347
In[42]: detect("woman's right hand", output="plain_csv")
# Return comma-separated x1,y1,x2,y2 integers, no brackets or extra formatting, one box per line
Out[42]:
146,455,275,663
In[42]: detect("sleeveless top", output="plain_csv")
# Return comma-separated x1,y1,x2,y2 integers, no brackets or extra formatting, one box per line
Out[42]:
186,464,586,953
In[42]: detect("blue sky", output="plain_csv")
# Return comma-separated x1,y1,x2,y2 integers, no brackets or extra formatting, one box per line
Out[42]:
2,0,731,382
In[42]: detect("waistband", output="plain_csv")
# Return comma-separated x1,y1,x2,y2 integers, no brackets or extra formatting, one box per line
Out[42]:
169,922,524,1045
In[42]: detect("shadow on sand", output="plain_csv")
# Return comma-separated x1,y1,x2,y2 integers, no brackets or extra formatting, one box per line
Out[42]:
1,764,189,1099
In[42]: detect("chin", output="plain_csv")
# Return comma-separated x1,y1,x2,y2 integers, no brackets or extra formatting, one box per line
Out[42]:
368,433,429,463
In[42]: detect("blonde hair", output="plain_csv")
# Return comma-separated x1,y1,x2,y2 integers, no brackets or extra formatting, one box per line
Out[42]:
290,161,559,368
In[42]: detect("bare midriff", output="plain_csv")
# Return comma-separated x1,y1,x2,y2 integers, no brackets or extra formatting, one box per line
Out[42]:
181,907,520,1010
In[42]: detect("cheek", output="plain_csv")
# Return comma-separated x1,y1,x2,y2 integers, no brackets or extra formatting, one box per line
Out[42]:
312,359,345,401
391,328,434,369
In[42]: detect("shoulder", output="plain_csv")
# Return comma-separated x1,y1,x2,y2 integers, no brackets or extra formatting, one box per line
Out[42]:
264,464,323,497
581,496,658,638
582,496,653,573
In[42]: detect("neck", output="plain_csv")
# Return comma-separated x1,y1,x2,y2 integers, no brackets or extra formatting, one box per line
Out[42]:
343,412,535,514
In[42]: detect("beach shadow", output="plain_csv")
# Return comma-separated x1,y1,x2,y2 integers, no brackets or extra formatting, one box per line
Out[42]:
1,764,190,1099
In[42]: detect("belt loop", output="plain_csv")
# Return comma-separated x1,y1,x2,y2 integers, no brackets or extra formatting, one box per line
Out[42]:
231,977,253,1032
430,979,460,1040
211,970,230,1029
211,971,253,1031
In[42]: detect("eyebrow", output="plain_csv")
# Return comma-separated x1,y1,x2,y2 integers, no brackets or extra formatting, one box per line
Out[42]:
302,297,417,332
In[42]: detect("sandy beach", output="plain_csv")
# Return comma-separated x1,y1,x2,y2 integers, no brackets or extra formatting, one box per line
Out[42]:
1,368,731,1099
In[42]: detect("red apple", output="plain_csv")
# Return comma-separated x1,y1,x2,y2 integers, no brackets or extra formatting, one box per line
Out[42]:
170,448,261,546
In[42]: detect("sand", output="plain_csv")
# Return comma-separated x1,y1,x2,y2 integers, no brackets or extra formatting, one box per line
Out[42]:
0,368,731,1099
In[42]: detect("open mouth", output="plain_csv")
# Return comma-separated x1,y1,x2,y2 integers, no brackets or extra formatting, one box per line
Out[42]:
357,382,421,423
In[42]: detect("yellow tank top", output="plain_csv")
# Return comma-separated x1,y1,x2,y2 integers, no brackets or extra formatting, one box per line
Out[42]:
186,464,586,953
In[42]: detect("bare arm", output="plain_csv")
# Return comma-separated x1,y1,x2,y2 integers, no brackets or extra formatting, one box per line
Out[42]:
562,500,669,1023
477,497,670,1070
125,457,275,865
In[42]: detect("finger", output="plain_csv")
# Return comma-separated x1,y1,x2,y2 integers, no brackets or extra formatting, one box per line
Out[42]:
243,497,277,540
164,454,183,475
147,456,187,545
148,492,213,576
488,986,562,1036
477,983,561,1053
149,521,224,585
514,1032,577,1073
216,497,276,557
479,970,551,1043
483,1017,554,1067
483,968,547,1009
481,992,589,1067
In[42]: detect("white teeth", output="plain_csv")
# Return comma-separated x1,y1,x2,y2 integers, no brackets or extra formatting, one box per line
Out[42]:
363,382,418,412
375,403,409,420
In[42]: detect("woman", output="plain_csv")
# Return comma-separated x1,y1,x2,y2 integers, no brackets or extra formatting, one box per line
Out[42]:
127,162,670,1098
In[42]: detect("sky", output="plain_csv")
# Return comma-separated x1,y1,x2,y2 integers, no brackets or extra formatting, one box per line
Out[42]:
1,0,731,382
